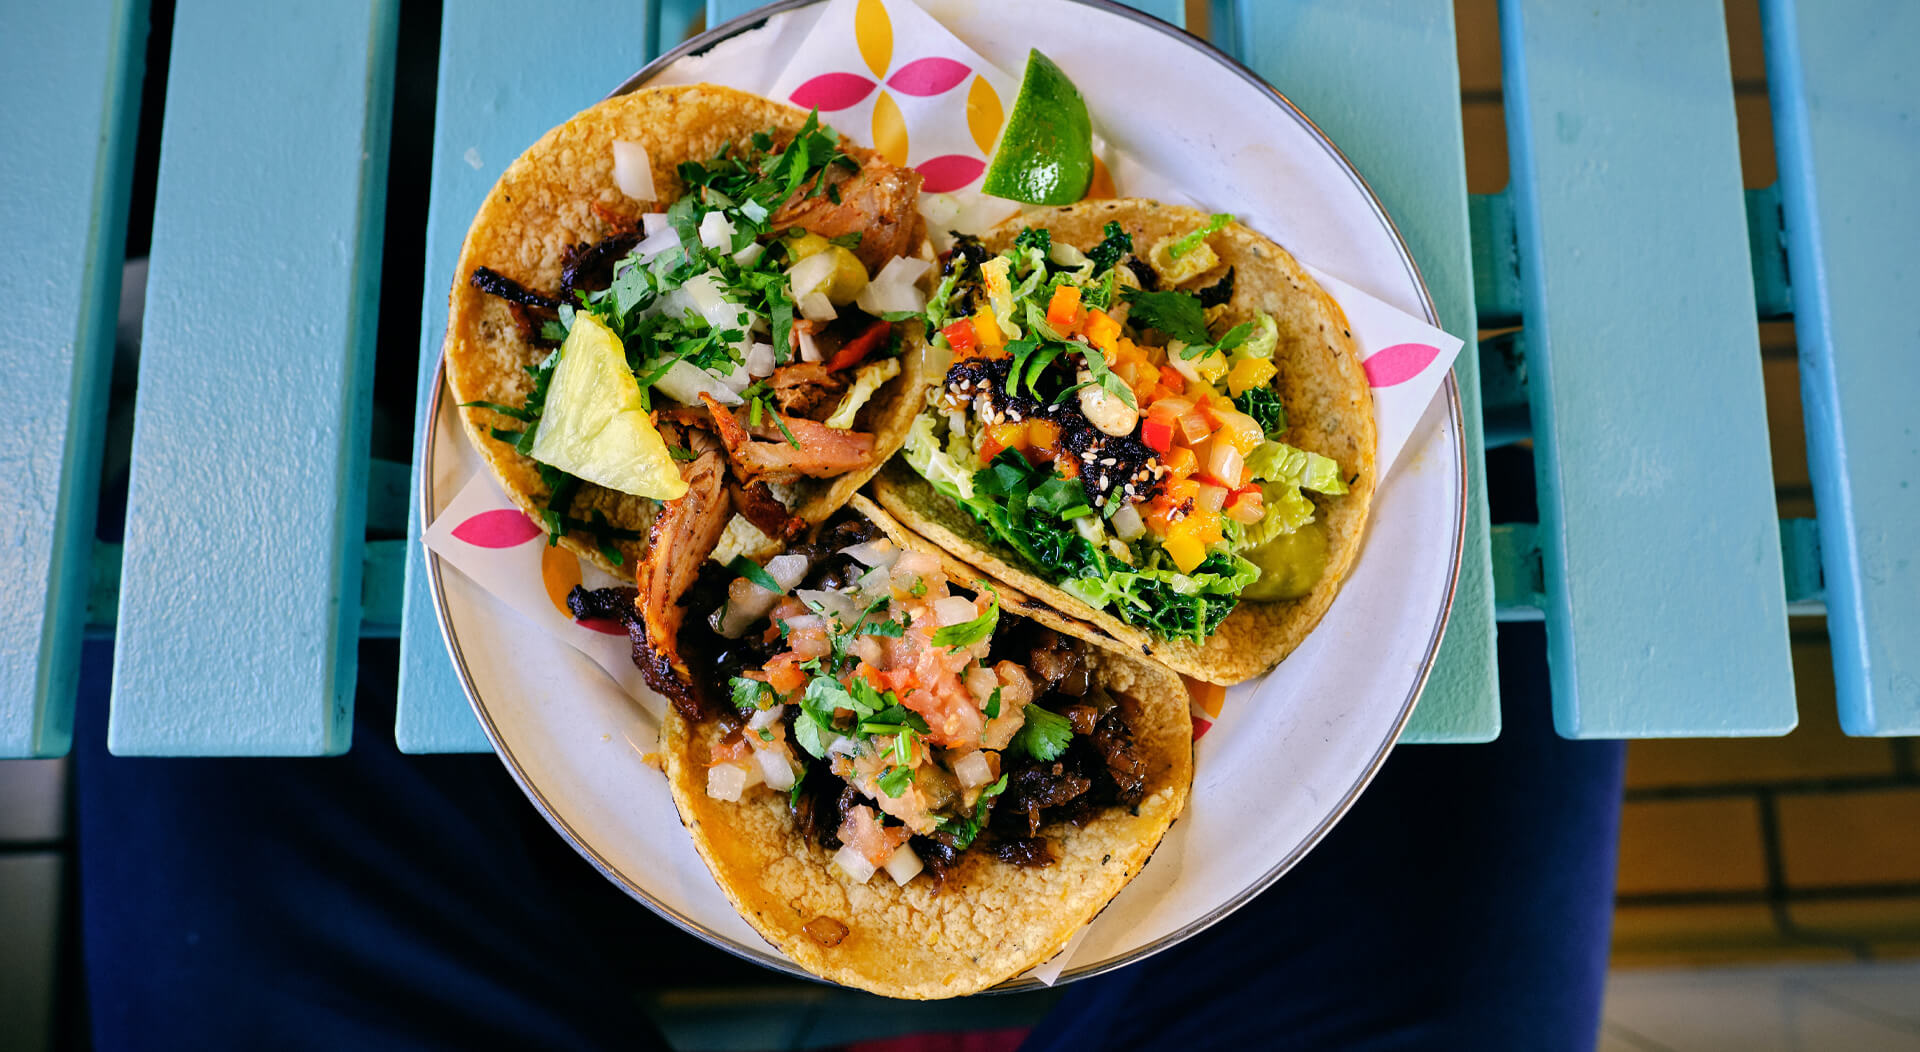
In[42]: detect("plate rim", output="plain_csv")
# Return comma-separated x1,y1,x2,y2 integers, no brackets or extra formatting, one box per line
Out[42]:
423,0,1468,992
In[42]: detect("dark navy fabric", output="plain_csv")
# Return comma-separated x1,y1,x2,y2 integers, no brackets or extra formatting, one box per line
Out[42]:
74,620,1621,1051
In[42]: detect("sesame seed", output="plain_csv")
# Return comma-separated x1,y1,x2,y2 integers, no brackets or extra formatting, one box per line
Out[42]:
1101,457,1116,467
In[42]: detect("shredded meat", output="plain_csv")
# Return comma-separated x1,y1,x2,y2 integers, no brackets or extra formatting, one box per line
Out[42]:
469,266,561,311
768,362,849,419
701,393,876,483
565,585,639,625
771,153,925,270
631,426,734,717
990,836,1055,868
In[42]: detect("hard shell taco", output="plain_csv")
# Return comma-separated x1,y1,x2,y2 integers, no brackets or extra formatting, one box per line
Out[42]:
445,83,938,585
618,495,1192,999
872,200,1376,684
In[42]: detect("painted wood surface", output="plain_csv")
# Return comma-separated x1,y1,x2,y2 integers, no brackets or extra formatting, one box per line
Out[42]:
1761,0,1920,735
109,0,399,755
0,2,148,758
1500,0,1796,737
1224,0,1501,742
396,0,680,751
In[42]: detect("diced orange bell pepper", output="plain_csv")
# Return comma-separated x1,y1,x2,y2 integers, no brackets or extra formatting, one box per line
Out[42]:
1082,309,1121,354
1163,446,1198,477
1046,284,1085,332
978,420,1027,463
1158,366,1186,393
1026,418,1061,453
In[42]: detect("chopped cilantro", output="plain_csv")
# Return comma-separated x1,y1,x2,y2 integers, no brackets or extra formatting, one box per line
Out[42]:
727,556,784,595
788,769,807,808
929,586,1000,649
1013,705,1074,761
1214,321,1253,353
984,686,1002,720
459,400,534,422
1122,287,1211,345
730,676,773,713
877,764,915,798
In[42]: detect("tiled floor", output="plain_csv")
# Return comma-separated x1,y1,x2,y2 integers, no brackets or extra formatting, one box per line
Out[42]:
1601,962,1920,1051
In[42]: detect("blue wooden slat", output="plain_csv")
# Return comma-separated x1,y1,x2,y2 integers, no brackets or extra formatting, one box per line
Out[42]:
706,0,1183,30
398,1,675,752
0,1,148,758
1501,0,1795,737
1761,0,1920,735
1225,0,1500,742
110,0,398,755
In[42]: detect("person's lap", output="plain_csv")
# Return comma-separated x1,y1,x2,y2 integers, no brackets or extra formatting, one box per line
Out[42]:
74,619,1620,1051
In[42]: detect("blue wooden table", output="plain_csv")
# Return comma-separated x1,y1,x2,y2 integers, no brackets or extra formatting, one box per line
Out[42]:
3,0,1915,760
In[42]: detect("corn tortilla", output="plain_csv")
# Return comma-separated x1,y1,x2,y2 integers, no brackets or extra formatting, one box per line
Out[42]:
445,83,934,578
661,496,1192,999
872,200,1376,684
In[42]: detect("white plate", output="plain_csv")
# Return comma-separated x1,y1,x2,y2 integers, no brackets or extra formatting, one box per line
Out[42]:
426,0,1465,989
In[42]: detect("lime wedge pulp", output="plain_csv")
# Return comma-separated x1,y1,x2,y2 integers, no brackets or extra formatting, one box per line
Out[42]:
528,313,689,501
980,50,1093,205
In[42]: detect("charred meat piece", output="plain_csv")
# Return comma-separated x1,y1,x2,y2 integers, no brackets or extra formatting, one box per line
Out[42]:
1197,265,1236,307
727,477,806,542
701,393,876,484
470,266,562,311
632,427,734,717
998,762,1094,837
990,836,1056,868
911,832,964,882
1090,704,1148,807
1024,628,1079,693
566,585,639,625
559,232,642,300
768,362,849,420
772,154,924,270
1124,258,1160,291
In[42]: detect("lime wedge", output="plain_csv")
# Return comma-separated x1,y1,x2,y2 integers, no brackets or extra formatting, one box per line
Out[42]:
981,50,1093,205
529,313,688,501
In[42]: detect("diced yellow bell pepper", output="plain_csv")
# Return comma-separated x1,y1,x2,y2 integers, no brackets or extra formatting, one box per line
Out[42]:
972,308,1004,349
1227,355,1278,397
1163,530,1207,573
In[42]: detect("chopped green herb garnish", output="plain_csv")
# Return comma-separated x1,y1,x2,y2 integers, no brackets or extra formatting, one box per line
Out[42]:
929,586,1000,649
877,764,915,798
1123,287,1211,346
1013,705,1073,761
728,556,784,595
984,686,1002,719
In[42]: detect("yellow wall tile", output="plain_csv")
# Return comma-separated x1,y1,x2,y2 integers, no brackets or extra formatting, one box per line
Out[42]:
1778,789,1920,887
1617,798,1769,895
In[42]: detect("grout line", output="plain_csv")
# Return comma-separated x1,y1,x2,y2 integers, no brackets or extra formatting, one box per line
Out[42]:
0,840,69,855
1618,881,1920,908
1892,738,1916,778
1599,1021,1685,1052
1787,978,1920,1038
1626,774,1920,803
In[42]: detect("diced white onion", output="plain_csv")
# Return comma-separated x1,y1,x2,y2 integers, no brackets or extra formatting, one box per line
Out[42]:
853,635,885,666
919,192,961,226
698,210,736,251
642,212,671,237
745,341,775,378
833,844,877,884
766,553,809,592
796,588,859,624
855,256,933,316
611,141,656,201
732,241,765,268
706,762,751,802
964,664,998,705
953,750,994,789
934,595,980,627
855,565,893,603
717,356,752,393
756,748,796,792
1208,442,1244,485
653,360,742,407
787,250,838,300
796,325,823,362
826,735,860,759
681,272,748,331
741,199,769,223
634,224,681,261
840,538,898,567
797,290,837,322
747,704,786,731
883,843,924,886
782,613,826,633
1110,503,1146,541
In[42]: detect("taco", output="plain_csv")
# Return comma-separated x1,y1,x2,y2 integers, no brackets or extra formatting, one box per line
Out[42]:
625,495,1191,998
445,83,937,585
872,200,1375,684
